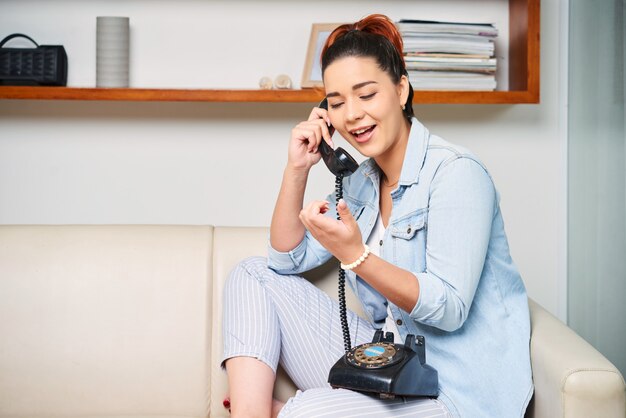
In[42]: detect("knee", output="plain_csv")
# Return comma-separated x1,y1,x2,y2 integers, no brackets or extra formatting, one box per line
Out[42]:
237,256,270,275
235,256,273,281
224,256,273,291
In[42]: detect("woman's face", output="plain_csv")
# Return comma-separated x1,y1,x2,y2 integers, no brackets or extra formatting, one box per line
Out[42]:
323,56,410,160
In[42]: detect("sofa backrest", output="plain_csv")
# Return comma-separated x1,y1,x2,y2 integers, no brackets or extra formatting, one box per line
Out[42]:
0,225,215,417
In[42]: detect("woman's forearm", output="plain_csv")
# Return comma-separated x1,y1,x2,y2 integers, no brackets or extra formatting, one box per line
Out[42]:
270,165,310,252
352,254,420,313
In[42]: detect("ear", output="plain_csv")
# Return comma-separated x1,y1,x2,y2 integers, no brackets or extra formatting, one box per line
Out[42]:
397,75,410,108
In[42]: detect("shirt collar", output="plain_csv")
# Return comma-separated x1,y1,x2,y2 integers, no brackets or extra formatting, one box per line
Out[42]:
399,117,430,186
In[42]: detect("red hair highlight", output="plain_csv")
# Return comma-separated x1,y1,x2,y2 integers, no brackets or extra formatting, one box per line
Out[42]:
321,14,404,63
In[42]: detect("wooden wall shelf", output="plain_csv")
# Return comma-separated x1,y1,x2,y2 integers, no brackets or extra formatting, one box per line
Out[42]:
0,86,538,104
0,87,325,103
0,0,540,105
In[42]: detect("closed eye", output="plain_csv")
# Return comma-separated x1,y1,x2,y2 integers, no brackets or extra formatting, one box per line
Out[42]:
329,92,375,108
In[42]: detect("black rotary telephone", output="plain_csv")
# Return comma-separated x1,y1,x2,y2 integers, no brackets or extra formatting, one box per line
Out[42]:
317,98,439,399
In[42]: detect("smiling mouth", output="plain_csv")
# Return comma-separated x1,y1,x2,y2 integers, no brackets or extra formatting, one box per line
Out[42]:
350,125,376,142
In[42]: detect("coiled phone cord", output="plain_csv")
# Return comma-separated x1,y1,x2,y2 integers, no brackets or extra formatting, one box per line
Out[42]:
335,173,352,352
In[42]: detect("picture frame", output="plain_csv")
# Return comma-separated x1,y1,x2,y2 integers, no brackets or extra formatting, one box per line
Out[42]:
301,23,344,88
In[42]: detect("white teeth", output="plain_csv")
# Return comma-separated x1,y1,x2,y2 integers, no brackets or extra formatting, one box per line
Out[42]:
352,126,371,135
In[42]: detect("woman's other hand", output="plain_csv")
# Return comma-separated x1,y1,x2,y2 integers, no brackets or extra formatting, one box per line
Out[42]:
299,198,363,264
287,106,334,172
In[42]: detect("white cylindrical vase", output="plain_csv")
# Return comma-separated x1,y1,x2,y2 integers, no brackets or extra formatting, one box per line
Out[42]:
96,16,130,88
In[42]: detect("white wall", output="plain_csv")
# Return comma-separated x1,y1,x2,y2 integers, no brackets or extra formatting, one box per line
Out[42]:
0,0,566,318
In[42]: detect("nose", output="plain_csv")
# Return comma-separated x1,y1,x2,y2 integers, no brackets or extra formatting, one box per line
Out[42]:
345,99,364,122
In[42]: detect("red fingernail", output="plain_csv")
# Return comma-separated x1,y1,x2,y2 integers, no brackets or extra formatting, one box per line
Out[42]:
223,398,231,408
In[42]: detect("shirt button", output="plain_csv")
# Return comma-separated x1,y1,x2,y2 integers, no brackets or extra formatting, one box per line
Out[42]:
396,319,403,326
379,239,383,246
407,226,412,234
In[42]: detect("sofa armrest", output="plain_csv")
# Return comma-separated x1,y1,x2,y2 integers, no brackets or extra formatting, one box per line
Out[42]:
527,299,625,418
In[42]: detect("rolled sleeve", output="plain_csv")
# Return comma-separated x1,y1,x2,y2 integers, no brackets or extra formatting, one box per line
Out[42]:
267,232,332,275
410,271,466,332
409,156,496,332
267,238,308,273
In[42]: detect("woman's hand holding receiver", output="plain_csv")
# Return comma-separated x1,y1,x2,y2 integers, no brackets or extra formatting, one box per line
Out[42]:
287,106,334,173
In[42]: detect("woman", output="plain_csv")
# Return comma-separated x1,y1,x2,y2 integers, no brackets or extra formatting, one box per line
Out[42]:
222,14,533,418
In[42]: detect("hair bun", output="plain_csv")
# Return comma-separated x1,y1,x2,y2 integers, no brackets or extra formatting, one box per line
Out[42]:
324,14,404,59
354,14,404,56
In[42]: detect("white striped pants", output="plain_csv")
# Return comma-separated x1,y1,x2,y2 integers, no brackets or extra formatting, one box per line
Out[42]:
222,257,451,418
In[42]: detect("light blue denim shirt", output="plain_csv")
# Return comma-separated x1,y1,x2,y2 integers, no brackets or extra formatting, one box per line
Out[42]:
268,118,533,417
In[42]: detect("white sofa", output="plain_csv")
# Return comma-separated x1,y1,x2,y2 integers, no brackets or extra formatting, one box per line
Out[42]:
0,225,624,418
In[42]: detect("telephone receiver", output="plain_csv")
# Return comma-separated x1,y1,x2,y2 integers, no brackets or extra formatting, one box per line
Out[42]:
317,98,359,177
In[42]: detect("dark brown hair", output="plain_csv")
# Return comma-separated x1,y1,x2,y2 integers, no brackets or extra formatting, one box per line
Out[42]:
321,14,414,121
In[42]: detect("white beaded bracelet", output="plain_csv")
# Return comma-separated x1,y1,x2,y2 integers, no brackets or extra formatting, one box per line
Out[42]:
340,245,371,271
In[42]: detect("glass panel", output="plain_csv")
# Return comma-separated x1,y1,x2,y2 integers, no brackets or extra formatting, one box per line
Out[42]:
568,0,626,375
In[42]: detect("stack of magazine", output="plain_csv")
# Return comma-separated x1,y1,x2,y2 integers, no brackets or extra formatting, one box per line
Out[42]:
397,19,498,91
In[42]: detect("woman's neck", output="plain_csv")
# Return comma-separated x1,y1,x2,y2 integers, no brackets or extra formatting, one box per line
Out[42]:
376,119,410,188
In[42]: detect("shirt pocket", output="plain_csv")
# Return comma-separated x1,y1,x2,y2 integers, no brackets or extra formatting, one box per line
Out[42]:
388,210,427,272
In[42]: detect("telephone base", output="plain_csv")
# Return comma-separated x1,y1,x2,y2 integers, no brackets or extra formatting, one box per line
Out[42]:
327,331,439,398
